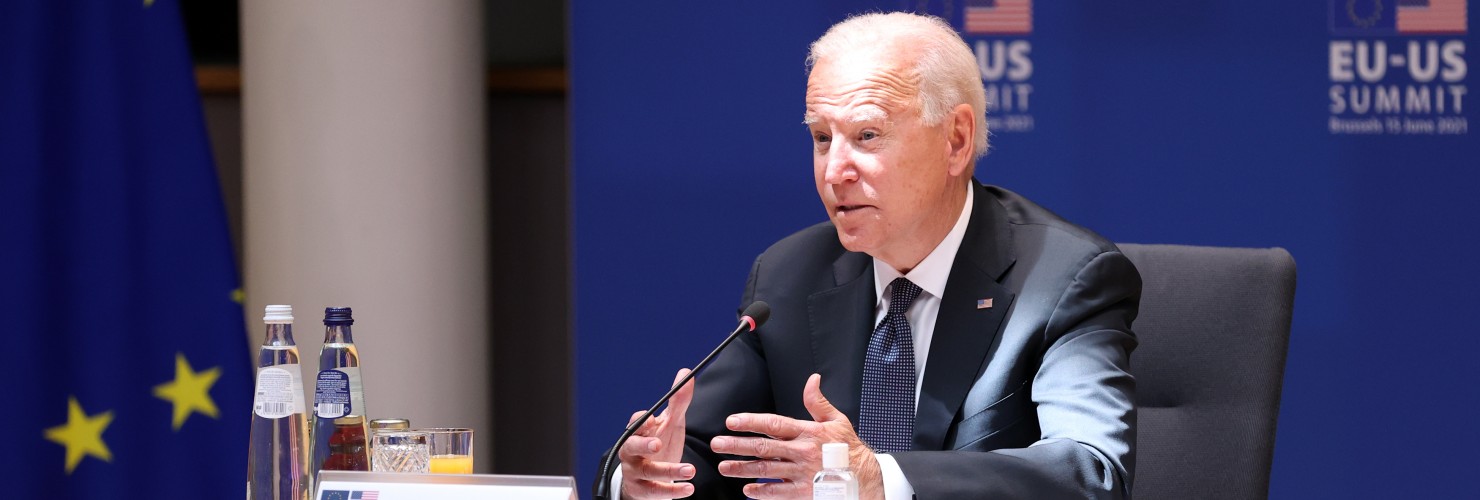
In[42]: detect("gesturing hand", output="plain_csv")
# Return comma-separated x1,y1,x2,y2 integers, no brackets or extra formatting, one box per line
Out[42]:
711,373,884,500
618,368,698,499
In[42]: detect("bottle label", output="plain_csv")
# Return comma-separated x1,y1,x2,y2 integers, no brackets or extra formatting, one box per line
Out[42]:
314,367,365,418
813,482,848,500
253,365,306,418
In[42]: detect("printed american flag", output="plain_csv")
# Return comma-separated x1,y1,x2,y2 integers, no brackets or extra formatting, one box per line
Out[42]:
964,0,1032,35
1398,0,1468,33
350,491,379,500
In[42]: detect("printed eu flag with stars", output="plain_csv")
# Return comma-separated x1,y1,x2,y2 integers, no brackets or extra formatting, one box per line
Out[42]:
0,0,252,498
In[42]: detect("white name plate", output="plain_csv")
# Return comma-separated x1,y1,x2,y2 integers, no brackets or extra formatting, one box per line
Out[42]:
315,470,577,500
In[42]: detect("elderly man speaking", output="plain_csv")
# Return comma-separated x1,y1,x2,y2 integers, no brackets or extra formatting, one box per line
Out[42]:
613,12,1140,500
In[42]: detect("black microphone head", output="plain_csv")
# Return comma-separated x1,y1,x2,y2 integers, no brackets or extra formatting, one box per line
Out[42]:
741,301,771,329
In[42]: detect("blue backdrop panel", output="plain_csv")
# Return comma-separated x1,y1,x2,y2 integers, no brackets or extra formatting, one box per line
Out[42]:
572,1,1477,496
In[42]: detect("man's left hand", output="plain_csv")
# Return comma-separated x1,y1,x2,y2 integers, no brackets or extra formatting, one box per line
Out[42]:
712,373,885,500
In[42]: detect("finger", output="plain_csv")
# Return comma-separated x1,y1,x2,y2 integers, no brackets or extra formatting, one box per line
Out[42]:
803,373,846,423
743,480,808,499
628,410,656,430
665,368,696,419
711,435,807,462
717,458,807,480
624,478,696,500
725,413,807,440
618,435,662,460
626,411,667,449
625,458,697,482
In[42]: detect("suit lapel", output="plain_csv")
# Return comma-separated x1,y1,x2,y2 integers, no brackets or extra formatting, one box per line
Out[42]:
913,181,1017,451
808,251,874,425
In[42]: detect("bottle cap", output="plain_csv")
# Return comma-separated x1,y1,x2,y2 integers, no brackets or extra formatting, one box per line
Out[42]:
324,307,355,325
822,442,848,469
264,305,294,324
369,418,411,431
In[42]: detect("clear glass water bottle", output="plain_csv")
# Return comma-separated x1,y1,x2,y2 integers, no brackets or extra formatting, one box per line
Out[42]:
312,307,370,475
247,305,311,500
813,442,859,500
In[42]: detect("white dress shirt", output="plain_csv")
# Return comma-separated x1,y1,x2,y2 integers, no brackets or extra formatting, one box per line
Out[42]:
871,182,973,500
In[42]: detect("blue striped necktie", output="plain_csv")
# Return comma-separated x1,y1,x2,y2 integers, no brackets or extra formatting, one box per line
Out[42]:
858,277,922,453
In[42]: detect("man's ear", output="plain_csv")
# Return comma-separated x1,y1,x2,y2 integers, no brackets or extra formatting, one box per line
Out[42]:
946,103,975,177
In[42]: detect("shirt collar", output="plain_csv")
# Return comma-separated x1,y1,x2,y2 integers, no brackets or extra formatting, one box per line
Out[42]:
874,182,974,304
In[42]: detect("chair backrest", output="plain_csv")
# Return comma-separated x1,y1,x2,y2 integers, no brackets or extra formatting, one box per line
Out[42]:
1118,244,1296,500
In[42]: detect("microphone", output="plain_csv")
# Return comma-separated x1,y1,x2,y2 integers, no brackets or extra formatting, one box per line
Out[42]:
592,301,771,500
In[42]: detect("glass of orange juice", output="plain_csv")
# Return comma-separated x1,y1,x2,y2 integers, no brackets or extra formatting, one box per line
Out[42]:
423,428,474,474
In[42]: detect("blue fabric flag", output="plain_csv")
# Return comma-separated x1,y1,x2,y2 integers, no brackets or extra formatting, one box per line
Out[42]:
0,1,252,497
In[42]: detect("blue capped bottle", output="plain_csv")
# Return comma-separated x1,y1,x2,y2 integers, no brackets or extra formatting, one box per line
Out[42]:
247,305,311,500
312,307,370,476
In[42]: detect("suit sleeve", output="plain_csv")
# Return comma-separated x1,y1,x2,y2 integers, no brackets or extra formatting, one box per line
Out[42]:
892,250,1141,499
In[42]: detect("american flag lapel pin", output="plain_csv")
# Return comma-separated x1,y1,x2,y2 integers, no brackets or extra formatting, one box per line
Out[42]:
977,298,993,309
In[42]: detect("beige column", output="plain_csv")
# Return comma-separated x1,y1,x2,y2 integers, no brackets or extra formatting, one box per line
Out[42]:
241,0,489,471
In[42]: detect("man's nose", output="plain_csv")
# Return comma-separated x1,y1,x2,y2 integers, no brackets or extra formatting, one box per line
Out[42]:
822,141,858,185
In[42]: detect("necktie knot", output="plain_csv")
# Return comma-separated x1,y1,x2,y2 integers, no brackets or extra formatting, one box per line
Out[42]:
888,278,923,313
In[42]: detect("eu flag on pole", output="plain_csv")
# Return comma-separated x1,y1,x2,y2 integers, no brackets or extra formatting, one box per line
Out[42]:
0,1,252,498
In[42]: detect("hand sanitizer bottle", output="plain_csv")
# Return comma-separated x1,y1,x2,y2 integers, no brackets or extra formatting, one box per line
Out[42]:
813,442,859,500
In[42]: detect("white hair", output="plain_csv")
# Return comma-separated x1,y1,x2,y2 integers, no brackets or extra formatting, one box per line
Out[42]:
806,12,989,160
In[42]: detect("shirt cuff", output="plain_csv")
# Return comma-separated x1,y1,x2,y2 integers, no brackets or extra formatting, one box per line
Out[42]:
610,466,624,499
875,453,916,500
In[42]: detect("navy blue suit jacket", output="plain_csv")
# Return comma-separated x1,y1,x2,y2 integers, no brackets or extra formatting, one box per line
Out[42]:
682,182,1141,499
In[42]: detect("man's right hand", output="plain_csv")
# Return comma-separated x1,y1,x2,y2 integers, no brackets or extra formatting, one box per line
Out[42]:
618,368,698,499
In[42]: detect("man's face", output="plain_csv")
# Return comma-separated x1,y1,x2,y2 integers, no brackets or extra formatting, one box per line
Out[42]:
805,49,962,269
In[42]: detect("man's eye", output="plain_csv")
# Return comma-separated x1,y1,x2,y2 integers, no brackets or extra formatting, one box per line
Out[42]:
860,130,878,141
814,133,831,144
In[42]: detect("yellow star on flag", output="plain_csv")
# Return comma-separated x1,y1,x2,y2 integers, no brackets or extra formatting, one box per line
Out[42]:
153,352,222,430
43,397,114,474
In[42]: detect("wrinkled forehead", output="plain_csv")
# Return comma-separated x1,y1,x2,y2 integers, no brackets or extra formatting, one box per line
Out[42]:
804,51,920,124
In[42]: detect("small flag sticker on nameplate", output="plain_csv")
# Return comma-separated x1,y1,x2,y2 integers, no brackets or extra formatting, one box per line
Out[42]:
977,298,993,309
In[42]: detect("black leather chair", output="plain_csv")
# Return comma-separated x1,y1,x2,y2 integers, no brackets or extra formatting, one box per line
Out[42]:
1118,244,1297,500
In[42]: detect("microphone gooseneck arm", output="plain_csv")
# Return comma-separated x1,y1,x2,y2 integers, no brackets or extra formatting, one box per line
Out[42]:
591,301,771,500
